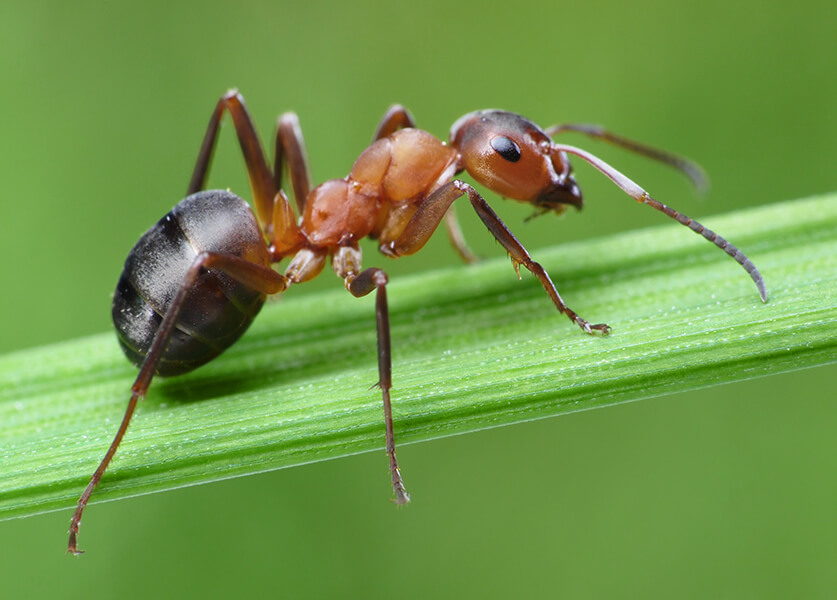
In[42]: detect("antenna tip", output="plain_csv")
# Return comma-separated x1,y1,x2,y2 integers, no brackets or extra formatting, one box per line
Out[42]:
756,277,768,303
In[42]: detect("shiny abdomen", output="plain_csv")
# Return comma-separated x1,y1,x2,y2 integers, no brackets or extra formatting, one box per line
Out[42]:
112,190,270,376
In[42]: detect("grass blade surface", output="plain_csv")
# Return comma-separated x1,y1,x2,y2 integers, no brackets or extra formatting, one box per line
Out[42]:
1,194,835,521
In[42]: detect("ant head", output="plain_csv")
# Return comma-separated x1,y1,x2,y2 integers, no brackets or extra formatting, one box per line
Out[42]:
450,110,583,213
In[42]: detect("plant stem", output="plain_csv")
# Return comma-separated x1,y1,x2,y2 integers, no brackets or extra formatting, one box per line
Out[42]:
1,194,835,521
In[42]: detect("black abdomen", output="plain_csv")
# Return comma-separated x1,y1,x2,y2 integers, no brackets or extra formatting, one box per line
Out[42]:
112,190,270,376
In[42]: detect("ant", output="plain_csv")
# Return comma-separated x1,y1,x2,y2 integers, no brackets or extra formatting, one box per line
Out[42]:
67,90,766,554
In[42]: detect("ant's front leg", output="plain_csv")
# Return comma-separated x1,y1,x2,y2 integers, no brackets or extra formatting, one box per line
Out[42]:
381,181,610,336
372,105,478,264
333,245,410,504
464,186,611,335
372,104,416,141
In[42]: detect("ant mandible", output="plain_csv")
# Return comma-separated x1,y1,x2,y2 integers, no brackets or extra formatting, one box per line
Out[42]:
67,89,767,553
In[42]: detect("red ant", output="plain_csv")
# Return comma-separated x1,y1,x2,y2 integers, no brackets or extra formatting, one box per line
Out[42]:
67,90,766,553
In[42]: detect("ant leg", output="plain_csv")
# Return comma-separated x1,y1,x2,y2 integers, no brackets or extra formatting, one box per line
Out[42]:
464,184,610,334
372,105,478,263
546,123,708,191
273,112,312,214
188,90,276,227
335,246,410,504
372,104,415,141
382,181,609,335
269,188,306,257
351,268,410,504
443,208,479,264
68,252,287,555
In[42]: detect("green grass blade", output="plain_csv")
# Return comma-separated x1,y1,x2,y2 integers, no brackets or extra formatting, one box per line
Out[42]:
1,194,835,521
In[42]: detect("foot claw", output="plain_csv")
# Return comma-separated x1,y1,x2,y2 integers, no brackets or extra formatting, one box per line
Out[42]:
580,321,611,336
393,489,411,505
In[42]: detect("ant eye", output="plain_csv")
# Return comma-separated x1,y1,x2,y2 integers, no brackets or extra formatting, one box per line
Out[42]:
490,136,522,163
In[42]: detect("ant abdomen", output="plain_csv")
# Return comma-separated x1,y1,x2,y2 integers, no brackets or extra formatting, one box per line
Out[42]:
112,190,269,376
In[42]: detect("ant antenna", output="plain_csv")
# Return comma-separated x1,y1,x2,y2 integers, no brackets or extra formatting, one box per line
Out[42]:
547,124,709,193
552,143,767,303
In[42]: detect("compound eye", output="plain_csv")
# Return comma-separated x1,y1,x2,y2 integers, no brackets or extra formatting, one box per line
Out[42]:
490,135,522,163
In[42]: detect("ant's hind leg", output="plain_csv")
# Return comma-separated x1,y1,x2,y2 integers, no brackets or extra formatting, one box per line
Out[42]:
188,90,276,227
68,252,287,555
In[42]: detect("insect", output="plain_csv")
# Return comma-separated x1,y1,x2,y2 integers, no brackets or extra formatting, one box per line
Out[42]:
67,90,766,553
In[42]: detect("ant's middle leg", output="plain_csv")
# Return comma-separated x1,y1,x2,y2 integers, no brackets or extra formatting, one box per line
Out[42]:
333,245,410,504
381,180,610,335
273,112,312,215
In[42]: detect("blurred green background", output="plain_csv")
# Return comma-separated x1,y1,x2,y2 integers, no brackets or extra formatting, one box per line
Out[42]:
1,0,835,597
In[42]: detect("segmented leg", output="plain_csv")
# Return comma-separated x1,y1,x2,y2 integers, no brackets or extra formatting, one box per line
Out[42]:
373,105,479,264
443,207,479,264
274,112,312,214
372,104,416,141
68,252,288,555
188,90,276,227
332,244,409,504
381,180,609,335
346,267,410,504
